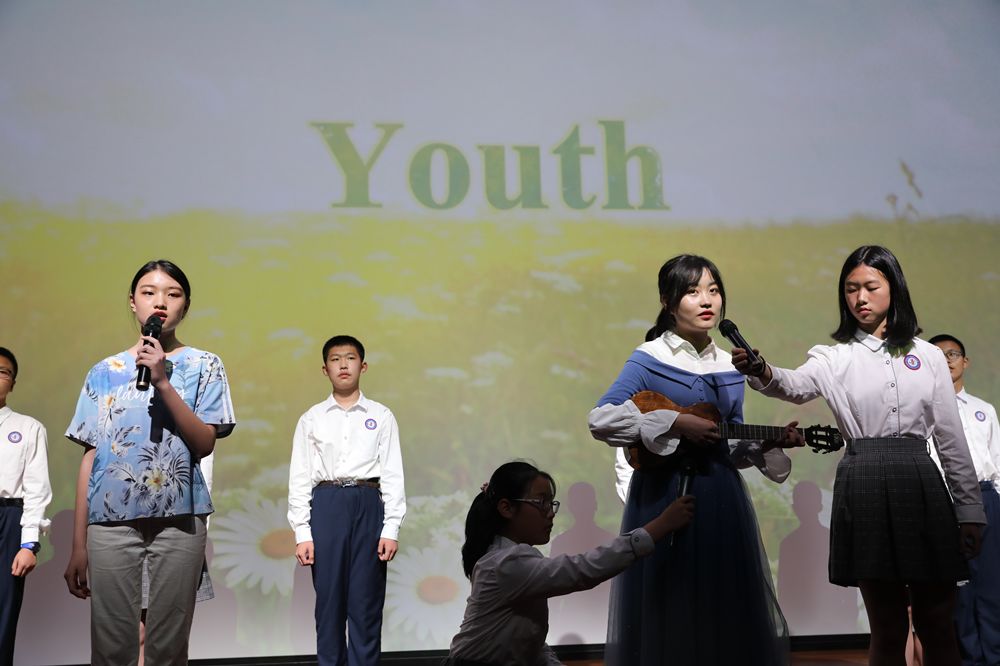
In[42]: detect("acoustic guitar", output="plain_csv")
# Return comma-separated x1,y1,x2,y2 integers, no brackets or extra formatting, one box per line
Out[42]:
627,390,843,472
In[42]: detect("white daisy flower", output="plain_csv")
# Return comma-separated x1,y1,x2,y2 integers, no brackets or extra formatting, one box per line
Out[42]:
385,542,470,647
142,467,168,494
211,497,297,596
107,357,128,373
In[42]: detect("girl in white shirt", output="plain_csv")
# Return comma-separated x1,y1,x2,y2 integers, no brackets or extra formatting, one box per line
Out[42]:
444,461,693,666
733,245,985,666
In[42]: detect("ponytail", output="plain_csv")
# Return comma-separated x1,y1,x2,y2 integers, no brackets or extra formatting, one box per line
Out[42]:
461,490,505,578
645,309,672,342
460,461,555,579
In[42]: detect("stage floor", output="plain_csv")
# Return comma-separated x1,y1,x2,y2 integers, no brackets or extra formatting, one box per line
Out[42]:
564,650,869,665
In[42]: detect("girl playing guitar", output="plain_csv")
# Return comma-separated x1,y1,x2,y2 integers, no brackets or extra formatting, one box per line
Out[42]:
589,254,802,666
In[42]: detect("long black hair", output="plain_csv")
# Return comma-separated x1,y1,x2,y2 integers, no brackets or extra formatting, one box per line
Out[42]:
832,245,920,348
461,461,555,579
646,254,727,341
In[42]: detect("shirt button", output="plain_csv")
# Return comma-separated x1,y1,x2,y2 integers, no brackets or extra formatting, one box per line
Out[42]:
892,408,897,413
890,383,895,388
885,360,891,365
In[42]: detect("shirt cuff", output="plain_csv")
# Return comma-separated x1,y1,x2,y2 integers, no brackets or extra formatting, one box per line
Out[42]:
380,524,400,541
735,444,792,483
294,526,314,543
20,526,40,543
625,527,655,558
746,371,772,392
955,503,987,525
639,409,681,456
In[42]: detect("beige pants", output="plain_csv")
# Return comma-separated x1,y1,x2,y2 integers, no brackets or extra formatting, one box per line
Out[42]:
88,515,207,666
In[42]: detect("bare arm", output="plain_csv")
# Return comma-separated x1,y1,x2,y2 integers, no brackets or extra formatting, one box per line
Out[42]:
64,447,94,598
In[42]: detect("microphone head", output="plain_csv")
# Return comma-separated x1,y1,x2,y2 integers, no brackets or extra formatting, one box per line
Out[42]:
718,319,737,337
142,314,163,337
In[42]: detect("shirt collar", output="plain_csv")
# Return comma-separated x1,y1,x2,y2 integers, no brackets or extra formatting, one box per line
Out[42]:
852,328,886,352
0,405,9,418
956,388,969,404
662,330,719,361
323,392,369,413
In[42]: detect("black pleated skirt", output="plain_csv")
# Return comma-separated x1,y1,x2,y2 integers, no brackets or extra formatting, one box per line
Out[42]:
829,437,968,586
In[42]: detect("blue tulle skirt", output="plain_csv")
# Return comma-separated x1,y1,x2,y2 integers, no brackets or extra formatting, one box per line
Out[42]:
605,445,789,666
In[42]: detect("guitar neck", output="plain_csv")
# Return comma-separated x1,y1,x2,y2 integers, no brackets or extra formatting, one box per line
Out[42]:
719,423,790,441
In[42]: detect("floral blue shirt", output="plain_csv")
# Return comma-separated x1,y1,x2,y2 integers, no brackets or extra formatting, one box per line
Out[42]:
66,347,236,524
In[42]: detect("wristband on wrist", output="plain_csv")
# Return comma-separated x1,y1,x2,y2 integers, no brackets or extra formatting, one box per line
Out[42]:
20,542,40,554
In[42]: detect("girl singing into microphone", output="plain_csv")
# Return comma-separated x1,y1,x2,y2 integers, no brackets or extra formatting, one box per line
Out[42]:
733,246,984,666
589,254,801,666
63,259,235,665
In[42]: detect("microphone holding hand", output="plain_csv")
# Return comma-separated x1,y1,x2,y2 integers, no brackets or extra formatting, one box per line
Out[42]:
720,319,767,378
135,314,163,391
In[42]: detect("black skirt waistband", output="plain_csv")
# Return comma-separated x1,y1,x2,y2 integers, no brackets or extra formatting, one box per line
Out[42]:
0,498,24,507
847,437,928,455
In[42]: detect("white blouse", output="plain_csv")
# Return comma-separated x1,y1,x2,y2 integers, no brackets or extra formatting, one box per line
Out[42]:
448,529,654,665
749,330,985,523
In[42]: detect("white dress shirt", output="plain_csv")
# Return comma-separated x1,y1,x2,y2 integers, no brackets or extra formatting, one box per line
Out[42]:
0,405,52,542
589,331,792,484
952,389,1000,485
749,330,985,524
449,529,654,666
288,392,405,542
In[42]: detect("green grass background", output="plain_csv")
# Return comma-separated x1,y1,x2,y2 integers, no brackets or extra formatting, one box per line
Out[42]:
2,202,998,649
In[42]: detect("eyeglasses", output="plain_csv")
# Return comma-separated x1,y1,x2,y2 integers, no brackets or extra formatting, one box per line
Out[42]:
513,498,560,515
940,350,964,361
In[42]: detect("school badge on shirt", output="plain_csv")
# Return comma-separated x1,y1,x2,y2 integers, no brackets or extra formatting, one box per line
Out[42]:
976,411,987,422
364,418,377,430
903,354,921,370
7,431,22,444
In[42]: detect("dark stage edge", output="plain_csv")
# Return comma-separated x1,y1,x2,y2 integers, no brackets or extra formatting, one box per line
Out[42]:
51,634,865,666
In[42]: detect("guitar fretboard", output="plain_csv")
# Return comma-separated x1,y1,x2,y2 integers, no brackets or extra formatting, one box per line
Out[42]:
718,423,792,441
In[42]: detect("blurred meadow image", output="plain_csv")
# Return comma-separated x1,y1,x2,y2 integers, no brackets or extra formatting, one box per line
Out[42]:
3,202,999,648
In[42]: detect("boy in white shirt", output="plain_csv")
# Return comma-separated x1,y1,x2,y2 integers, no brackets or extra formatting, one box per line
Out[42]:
0,347,52,664
287,335,405,666
930,334,1000,666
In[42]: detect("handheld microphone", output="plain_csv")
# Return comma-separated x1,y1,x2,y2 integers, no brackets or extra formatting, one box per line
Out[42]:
719,319,764,375
135,314,163,391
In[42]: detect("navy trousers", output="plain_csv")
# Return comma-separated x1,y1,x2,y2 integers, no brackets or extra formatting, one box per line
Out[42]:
956,481,1000,666
311,484,386,666
0,505,25,665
